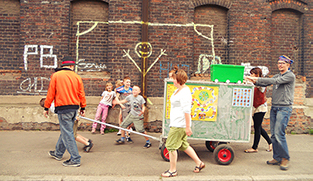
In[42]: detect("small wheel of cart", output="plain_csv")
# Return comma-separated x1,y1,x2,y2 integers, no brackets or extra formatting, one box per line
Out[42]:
160,143,170,162
213,144,234,165
205,141,219,152
160,143,179,162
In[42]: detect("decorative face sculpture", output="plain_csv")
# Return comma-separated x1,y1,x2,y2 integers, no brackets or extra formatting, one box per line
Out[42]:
135,42,152,58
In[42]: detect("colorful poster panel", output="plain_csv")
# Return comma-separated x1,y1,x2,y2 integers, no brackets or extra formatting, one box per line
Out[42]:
232,88,252,107
190,85,218,121
165,83,218,122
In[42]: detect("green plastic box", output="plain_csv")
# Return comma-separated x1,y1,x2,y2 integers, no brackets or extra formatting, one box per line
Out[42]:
210,64,245,83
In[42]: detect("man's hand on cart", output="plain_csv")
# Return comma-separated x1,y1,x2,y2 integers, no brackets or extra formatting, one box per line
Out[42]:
186,127,193,136
245,76,258,84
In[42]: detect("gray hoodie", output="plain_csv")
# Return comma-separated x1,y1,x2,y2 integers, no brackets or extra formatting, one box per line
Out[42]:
255,70,295,107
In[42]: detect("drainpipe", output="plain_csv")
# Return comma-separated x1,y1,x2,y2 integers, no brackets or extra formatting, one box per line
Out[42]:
141,0,149,99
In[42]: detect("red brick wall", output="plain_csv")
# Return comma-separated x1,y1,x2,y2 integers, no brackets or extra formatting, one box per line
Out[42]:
0,0,312,99
0,0,21,95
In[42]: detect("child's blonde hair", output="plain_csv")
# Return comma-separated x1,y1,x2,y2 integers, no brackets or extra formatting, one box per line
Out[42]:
115,80,123,88
105,82,113,91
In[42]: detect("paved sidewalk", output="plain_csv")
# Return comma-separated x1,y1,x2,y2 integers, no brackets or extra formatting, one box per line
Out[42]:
0,131,312,181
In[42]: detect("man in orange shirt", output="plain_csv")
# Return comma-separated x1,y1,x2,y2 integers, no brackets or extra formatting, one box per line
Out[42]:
43,56,86,167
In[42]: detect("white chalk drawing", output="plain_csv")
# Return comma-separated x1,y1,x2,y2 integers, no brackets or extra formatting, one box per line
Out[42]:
75,21,218,74
195,54,222,74
17,77,50,94
122,42,167,76
23,45,57,71
241,63,269,77
77,59,107,72
40,45,57,69
23,45,38,71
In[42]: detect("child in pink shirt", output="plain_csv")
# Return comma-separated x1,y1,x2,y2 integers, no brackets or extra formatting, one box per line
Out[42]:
92,82,117,134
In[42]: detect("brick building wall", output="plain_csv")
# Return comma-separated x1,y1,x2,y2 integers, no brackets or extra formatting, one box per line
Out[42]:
0,0,312,132
0,0,312,97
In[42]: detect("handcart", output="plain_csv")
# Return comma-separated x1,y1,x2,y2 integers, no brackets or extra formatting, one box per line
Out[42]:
160,78,254,165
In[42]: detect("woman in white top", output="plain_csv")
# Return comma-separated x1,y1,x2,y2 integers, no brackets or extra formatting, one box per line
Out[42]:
161,67,205,177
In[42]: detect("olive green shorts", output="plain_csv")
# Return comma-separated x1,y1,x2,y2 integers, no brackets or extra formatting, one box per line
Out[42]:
165,127,189,152
120,114,145,133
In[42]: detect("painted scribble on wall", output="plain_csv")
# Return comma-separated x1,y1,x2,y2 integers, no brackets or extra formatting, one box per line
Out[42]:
241,63,269,77
77,59,107,72
17,77,50,94
75,20,221,76
23,45,57,71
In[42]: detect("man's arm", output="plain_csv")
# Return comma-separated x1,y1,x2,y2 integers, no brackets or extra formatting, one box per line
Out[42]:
43,75,56,118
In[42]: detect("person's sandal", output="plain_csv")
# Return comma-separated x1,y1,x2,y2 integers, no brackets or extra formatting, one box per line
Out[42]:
161,170,177,177
266,144,273,152
244,148,258,153
194,162,205,173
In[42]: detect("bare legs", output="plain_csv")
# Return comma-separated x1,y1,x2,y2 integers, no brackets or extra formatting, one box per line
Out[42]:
162,146,204,177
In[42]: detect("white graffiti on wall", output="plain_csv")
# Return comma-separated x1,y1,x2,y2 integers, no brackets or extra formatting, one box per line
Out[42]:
17,77,50,94
241,63,269,77
23,45,57,71
195,54,222,74
77,59,107,72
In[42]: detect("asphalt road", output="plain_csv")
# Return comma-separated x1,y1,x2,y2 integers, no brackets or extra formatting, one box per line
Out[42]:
0,131,312,181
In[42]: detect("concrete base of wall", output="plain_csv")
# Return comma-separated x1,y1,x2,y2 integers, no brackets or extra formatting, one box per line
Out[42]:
0,96,164,132
0,96,311,133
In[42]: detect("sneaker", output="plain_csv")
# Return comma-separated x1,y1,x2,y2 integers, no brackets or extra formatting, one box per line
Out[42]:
126,137,133,143
48,150,62,161
117,130,121,136
62,159,80,167
143,142,152,148
116,138,125,144
266,159,280,165
280,158,289,170
84,141,94,152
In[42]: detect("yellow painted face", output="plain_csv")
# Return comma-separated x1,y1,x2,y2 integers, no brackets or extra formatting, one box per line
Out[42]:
135,42,152,58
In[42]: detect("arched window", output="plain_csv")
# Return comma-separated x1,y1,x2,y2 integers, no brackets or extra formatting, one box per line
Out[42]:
0,0,20,70
70,0,109,73
194,5,228,74
271,9,303,75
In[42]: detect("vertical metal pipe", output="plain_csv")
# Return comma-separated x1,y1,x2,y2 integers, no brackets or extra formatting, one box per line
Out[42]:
141,0,149,99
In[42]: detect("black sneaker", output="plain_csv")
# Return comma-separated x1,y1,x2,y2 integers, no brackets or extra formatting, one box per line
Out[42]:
115,138,125,144
143,142,152,148
84,141,94,152
126,137,133,143
62,159,80,167
48,150,62,161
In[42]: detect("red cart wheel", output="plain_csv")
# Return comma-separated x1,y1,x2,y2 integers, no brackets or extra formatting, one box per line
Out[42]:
213,144,234,165
205,141,218,152
160,143,178,162
160,143,170,162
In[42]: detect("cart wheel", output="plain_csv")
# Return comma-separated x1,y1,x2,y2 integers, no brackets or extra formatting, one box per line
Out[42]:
160,144,170,162
213,144,234,165
205,141,218,152
160,143,178,162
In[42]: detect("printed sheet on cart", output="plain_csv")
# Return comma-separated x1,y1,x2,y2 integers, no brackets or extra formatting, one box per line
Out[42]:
163,79,254,142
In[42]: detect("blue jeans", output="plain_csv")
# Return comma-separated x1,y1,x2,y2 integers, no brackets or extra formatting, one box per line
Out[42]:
55,111,81,163
270,106,292,162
